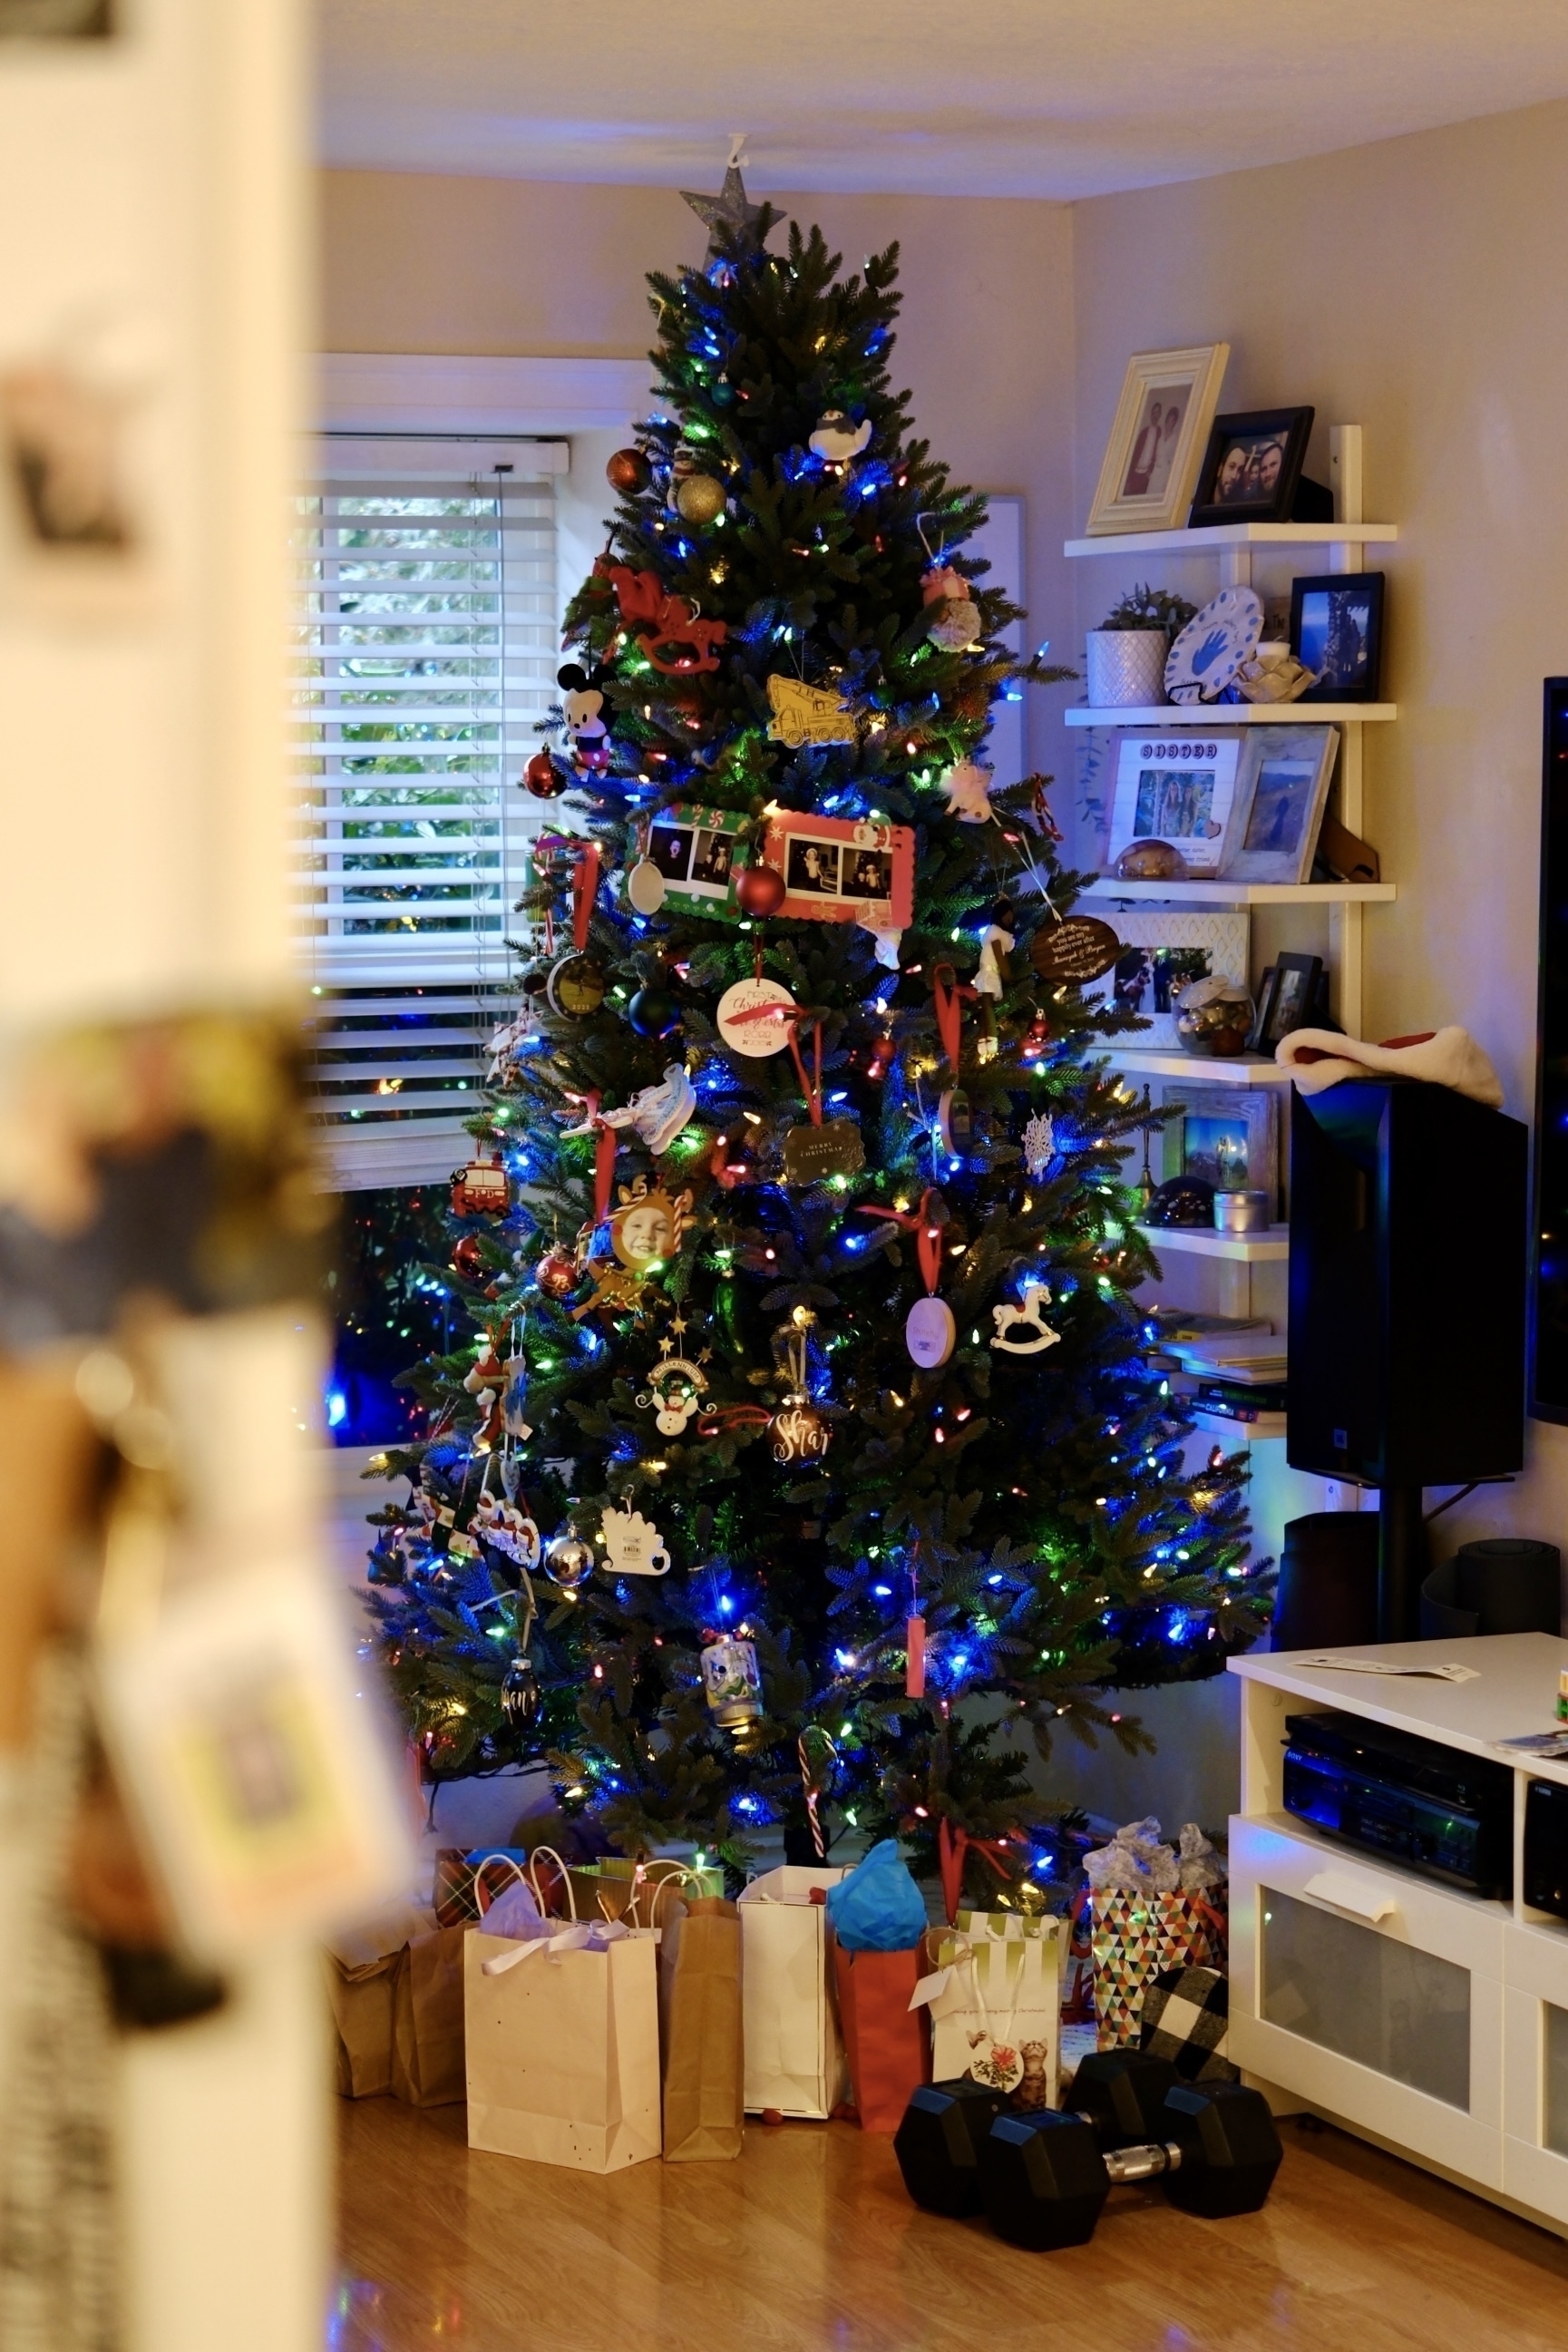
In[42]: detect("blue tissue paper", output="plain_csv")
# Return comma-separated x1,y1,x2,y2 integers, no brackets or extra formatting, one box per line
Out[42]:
824,1839,928,1952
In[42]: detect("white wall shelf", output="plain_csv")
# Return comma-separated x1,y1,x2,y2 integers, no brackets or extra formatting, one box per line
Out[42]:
1191,1406,1287,1440
1066,522,1399,560
1065,702,1397,727
1102,1046,1294,1087
1136,1221,1290,1263
1228,1635,1568,2240
1084,877,1396,907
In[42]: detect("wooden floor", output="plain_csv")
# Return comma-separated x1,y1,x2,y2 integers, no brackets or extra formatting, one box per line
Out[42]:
336,2098,1568,2352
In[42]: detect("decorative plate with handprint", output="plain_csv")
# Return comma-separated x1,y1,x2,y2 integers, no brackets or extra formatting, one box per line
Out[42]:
1164,586,1262,705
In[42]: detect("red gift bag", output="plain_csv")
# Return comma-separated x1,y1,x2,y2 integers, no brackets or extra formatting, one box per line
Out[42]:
832,1944,929,2132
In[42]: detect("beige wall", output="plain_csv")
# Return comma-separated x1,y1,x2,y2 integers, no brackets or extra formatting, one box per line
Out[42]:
1071,99,1568,1568
320,170,1080,783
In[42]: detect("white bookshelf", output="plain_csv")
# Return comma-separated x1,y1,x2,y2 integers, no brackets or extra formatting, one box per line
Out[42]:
1083,877,1396,907
1229,1636,1568,2239
1103,1046,1292,1087
1066,521,1398,562
1065,702,1396,727
1136,1220,1290,1263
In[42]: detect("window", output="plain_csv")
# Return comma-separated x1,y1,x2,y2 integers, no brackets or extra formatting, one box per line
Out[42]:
292,435,565,1186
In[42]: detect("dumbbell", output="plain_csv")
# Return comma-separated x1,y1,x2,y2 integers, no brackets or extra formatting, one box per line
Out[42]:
980,2080,1283,2251
893,2049,1179,2220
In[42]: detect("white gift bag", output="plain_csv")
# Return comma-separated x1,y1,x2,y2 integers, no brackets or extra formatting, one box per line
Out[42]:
463,1849,663,2171
736,1864,848,2118
912,1911,1065,2109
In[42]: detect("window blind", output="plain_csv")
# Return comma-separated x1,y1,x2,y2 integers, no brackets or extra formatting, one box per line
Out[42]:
292,435,565,1187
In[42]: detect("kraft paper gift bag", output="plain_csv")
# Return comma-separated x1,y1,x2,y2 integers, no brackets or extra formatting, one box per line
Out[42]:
911,1911,1064,2110
833,1944,929,2132
324,1896,438,2099
463,1924,662,2172
390,1921,468,2106
659,1896,744,2162
737,1864,848,2118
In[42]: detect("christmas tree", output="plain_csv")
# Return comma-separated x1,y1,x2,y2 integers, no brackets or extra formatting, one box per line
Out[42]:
363,173,1268,1899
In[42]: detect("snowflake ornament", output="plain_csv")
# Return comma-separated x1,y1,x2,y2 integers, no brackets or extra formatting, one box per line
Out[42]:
1023,1110,1056,1177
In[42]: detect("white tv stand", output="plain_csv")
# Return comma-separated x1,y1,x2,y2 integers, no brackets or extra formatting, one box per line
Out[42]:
1228,1634,1568,2236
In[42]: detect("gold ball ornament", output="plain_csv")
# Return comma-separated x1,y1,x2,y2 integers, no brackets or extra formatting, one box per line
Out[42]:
674,473,726,526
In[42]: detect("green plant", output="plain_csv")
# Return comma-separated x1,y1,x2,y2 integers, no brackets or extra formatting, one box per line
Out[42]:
1097,583,1198,638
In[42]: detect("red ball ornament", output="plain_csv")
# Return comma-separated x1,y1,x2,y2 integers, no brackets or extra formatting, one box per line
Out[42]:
451,1235,486,1283
736,863,786,918
523,750,567,798
606,447,652,496
534,1246,578,1300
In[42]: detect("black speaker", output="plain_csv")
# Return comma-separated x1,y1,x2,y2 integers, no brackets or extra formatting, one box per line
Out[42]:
1271,1512,1380,1650
1288,1078,1527,1485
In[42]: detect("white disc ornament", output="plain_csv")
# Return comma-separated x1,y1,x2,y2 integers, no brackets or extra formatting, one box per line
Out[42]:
627,856,667,914
716,976,797,1058
906,1294,956,1369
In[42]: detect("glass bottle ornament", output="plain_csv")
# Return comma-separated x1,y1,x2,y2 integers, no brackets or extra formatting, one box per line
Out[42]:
500,1654,541,1730
700,1632,764,1731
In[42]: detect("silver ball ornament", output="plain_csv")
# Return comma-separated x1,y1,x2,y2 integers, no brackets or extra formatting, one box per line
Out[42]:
542,1531,596,1590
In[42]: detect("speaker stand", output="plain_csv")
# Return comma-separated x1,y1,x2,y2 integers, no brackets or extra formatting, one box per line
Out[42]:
1378,1484,1427,1640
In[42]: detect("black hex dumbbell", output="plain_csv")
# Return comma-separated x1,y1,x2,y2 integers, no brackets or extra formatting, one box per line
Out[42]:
979,2080,1283,2251
894,2049,1178,2220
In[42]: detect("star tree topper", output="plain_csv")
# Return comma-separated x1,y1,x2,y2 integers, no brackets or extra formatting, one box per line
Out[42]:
681,134,769,259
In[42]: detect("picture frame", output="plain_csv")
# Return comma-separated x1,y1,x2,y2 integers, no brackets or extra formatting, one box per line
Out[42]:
1222,725,1340,885
1106,729,1245,877
0,358,153,619
1084,344,1231,538
0,0,111,29
1250,952,1322,1052
1160,1083,1278,1202
1188,407,1317,529
1084,911,1250,1049
1290,572,1386,703
759,808,914,929
644,803,745,918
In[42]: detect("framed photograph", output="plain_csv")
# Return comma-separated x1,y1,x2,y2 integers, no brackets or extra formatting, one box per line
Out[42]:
0,0,111,28
1084,912,1250,1049
1222,726,1340,885
1189,407,1315,528
1106,729,1245,877
1291,572,1386,703
1251,952,1322,1052
1084,344,1231,537
0,359,153,618
1161,1084,1277,1201
645,804,745,918
759,809,914,929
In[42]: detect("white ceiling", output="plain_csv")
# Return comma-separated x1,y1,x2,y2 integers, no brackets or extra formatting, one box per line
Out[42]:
319,0,1568,200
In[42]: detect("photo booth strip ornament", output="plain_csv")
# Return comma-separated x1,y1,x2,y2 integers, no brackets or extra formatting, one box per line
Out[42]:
636,1340,710,1436
598,1503,671,1576
990,1279,1061,1355
716,974,797,1057
759,807,914,929
765,674,858,748
645,803,746,919
1164,585,1263,705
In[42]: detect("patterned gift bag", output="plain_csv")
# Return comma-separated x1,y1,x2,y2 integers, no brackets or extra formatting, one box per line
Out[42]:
1138,1964,1237,2083
1089,1888,1227,2049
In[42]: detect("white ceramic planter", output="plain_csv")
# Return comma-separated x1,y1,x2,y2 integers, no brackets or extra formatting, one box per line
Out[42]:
1084,629,1167,708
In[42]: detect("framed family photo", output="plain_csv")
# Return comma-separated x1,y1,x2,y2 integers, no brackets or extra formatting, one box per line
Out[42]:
1188,407,1318,529
645,804,745,917
1160,1083,1277,1201
1085,344,1231,537
1222,725,1339,885
1085,911,1250,1048
1105,729,1246,876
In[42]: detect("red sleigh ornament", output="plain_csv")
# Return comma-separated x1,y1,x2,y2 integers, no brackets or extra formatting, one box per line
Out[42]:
596,560,728,676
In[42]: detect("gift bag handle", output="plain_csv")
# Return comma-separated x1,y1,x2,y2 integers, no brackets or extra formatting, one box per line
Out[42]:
526,1843,579,1921
469,1851,529,1919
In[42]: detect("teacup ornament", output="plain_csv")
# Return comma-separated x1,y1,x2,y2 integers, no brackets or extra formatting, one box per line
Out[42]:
599,1503,671,1577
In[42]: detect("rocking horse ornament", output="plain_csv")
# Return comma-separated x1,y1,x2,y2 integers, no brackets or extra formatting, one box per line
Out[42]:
596,559,729,676
990,1278,1061,1355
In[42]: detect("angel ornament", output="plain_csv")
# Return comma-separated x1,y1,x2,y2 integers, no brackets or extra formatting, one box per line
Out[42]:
990,1279,1060,1356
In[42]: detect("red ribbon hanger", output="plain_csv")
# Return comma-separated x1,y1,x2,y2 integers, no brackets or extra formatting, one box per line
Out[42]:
786,1014,824,1128
930,965,977,1075
571,844,600,951
574,1088,618,1224
857,1186,943,1295
936,1817,1022,1926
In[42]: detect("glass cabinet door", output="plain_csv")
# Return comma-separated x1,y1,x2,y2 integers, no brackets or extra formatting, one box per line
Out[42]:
1261,1885,1471,2110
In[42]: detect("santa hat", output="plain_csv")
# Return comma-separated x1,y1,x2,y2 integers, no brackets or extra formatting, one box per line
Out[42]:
1276,1025,1504,1108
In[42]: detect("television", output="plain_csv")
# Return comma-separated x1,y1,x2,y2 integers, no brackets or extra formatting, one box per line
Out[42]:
1533,678,1568,1420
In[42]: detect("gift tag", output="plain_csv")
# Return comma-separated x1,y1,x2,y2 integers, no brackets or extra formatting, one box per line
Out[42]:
548,953,608,1018
626,856,667,914
906,1294,956,1369
716,976,797,1057
966,2031,1024,2095
783,1118,865,1186
1029,917,1123,985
